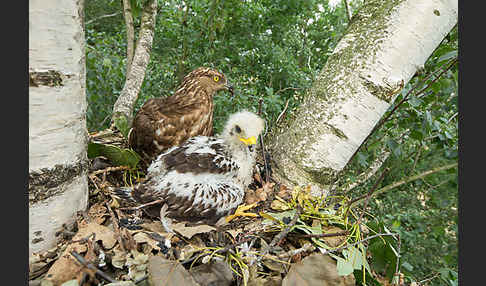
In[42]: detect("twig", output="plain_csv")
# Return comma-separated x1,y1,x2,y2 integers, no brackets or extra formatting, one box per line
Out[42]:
345,168,388,220
274,87,302,95
411,146,422,174
106,202,126,252
371,162,457,199
324,232,398,254
393,234,402,285
276,243,316,258
91,165,131,176
260,206,302,259
343,0,352,22
417,272,441,284
343,148,390,192
119,199,163,210
447,112,458,123
70,251,117,283
275,99,290,124
290,230,349,239
356,168,389,225
350,162,457,208
85,11,122,25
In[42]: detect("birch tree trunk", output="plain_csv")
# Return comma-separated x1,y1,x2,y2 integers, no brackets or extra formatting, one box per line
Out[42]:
268,0,458,194
123,0,135,75
112,0,157,127
29,0,88,256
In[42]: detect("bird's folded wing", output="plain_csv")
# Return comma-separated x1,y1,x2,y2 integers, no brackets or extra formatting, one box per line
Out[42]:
161,137,238,175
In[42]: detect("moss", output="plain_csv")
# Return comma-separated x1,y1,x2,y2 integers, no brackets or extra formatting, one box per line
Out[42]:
268,0,406,188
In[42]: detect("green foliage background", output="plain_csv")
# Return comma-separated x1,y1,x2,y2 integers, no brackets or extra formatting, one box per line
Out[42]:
85,0,457,285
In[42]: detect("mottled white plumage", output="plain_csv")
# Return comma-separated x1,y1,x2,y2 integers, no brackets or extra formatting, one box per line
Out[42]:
117,110,265,230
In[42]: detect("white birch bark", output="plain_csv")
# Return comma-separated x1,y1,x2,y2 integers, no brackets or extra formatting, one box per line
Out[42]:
112,0,157,127
29,0,88,256
123,0,135,75
268,0,458,194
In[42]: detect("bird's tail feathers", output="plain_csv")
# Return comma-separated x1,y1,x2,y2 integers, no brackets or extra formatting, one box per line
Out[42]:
112,186,137,202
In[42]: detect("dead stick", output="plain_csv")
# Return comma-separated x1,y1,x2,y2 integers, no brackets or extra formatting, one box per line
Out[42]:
356,168,389,225
356,162,457,206
119,199,163,210
70,251,117,283
344,168,388,220
276,243,315,258
91,165,130,176
260,206,302,259
326,233,398,254
290,230,349,239
106,202,126,252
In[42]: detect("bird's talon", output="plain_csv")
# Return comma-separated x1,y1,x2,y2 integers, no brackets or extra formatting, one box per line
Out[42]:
225,203,259,223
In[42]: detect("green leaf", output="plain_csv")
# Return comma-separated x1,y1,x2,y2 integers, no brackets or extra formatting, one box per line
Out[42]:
333,255,354,276
386,139,401,157
114,115,131,139
408,96,422,107
102,58,112,67
88,142,140,168
410,129,424,141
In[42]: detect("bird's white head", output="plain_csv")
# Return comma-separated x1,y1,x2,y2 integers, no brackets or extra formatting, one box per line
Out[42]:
222,110,265,152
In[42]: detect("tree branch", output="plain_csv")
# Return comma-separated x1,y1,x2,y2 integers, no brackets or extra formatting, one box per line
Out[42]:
85,12,122,25
350,162,457,207
122,0,135,75
343,0,352,22
112,0,158,127
342,148,391,193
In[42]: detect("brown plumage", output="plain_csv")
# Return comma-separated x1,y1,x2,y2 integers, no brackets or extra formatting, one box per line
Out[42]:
128,67,233,160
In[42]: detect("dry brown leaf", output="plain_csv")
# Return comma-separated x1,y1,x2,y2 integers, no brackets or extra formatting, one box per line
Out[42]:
44,222,117,285
282,253,355,286
132,232,162,253
147,256,199,286
277,185,291,199
321,226,348,248
141,221,168,234
245,189,259,205
255,188,268,201
126,249,149,281
111,246,127,269
87,202,108,225
189,259,234,286
254,172,263,184
171,222,217,239
226,228,243,240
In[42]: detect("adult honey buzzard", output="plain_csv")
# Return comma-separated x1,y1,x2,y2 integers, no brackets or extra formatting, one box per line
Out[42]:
116,110,265,231
128,67,233,160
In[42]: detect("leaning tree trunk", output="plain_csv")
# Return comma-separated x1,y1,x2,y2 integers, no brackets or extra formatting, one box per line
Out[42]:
268,0,458,194
112,0,157,128
29,0,88,256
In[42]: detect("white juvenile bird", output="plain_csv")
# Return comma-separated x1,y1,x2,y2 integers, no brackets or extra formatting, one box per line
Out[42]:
116,110,265,231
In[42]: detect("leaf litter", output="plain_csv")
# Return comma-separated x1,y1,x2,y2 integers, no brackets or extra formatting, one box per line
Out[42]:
29,149,402,286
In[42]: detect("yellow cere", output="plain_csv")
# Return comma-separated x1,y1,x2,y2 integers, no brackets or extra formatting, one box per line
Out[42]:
239,136,257,145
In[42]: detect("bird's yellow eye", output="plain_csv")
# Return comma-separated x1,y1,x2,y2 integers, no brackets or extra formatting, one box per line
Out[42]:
213,76,220,82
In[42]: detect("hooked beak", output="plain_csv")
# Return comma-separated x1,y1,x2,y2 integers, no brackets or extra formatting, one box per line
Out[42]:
239,136,257,151
225,84,234,97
